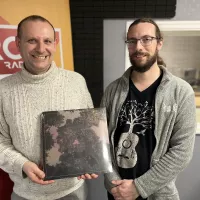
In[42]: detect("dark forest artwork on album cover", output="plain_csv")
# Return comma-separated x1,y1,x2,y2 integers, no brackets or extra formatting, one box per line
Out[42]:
41,108,113,180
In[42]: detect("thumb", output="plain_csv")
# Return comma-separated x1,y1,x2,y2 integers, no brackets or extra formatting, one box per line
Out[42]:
112,180,123,185
34,167,45,179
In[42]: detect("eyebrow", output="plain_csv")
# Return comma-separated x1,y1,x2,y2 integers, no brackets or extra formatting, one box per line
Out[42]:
26,37,54,41
127,35,155,40
44,38,54,41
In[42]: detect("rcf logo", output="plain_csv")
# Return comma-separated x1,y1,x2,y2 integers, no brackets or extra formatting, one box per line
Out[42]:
0,25,22,74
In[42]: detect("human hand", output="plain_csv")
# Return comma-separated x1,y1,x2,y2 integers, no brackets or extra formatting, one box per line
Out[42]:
23,161,55,185
111,179,139,200
77,173,98,180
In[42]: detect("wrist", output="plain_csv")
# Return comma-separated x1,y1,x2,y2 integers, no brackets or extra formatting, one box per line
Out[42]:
132,180,140,198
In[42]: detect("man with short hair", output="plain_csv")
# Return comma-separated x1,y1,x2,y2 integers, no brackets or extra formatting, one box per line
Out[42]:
0,15,97,200
101,18,196,200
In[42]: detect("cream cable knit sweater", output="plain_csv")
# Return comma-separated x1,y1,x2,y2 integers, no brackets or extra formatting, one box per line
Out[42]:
0,62,93,200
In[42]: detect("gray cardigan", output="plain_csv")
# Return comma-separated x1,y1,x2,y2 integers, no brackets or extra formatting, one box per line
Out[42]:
101,66,196,200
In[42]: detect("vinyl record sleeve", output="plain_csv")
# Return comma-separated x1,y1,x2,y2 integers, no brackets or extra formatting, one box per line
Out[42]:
41,107,113,180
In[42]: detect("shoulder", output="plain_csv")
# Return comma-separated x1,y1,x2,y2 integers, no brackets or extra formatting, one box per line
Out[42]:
104,77,124,98
162,67,194,95
57,69,88,92
57,68,86,83
162,71,195,109
105,78,122,92
101,78,123,107
104,67,131,94
172,75,194,94
0,73,18,83
0,73,20,92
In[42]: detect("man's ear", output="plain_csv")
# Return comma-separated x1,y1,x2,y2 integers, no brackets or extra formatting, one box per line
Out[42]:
52,38,58,52
55,37,59,46
15,36,20,49
157,38,163,51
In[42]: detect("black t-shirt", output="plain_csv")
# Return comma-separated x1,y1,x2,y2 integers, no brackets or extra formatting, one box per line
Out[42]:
109,73,162,200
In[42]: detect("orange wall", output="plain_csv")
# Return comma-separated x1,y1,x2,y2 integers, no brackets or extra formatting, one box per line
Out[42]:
0,0,73,71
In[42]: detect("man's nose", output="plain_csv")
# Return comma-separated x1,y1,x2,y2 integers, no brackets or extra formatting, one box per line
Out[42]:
36,42,45,53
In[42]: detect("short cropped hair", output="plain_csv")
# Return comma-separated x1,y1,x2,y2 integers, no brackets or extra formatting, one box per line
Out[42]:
17,15,56,40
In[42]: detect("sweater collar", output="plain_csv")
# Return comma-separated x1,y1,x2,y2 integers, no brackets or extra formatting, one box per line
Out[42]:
20,61,58,84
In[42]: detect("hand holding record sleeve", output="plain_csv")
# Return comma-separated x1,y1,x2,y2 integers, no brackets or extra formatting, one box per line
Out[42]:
41,107,113,181
23,161,55,185
77,173,99,180
23,160,98,185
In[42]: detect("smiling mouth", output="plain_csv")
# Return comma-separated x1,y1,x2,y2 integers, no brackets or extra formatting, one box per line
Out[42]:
134,54,146,59
32,55,48,60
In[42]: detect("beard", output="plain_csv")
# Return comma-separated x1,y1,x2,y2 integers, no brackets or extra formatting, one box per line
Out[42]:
129,50,158,73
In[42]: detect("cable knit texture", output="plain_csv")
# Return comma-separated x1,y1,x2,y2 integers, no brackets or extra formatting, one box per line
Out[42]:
0,62,93,200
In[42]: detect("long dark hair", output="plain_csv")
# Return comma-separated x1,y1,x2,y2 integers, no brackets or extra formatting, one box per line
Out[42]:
128,18,166,67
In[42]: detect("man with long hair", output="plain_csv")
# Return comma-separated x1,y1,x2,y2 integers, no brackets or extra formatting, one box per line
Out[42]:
101,18,196,200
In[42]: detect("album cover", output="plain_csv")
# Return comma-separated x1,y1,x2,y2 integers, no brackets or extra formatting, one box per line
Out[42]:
41,108,113,180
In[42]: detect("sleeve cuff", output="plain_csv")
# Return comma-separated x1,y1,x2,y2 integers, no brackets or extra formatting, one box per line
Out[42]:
104,171,121,193
13,157,29,178
135,178,149,199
